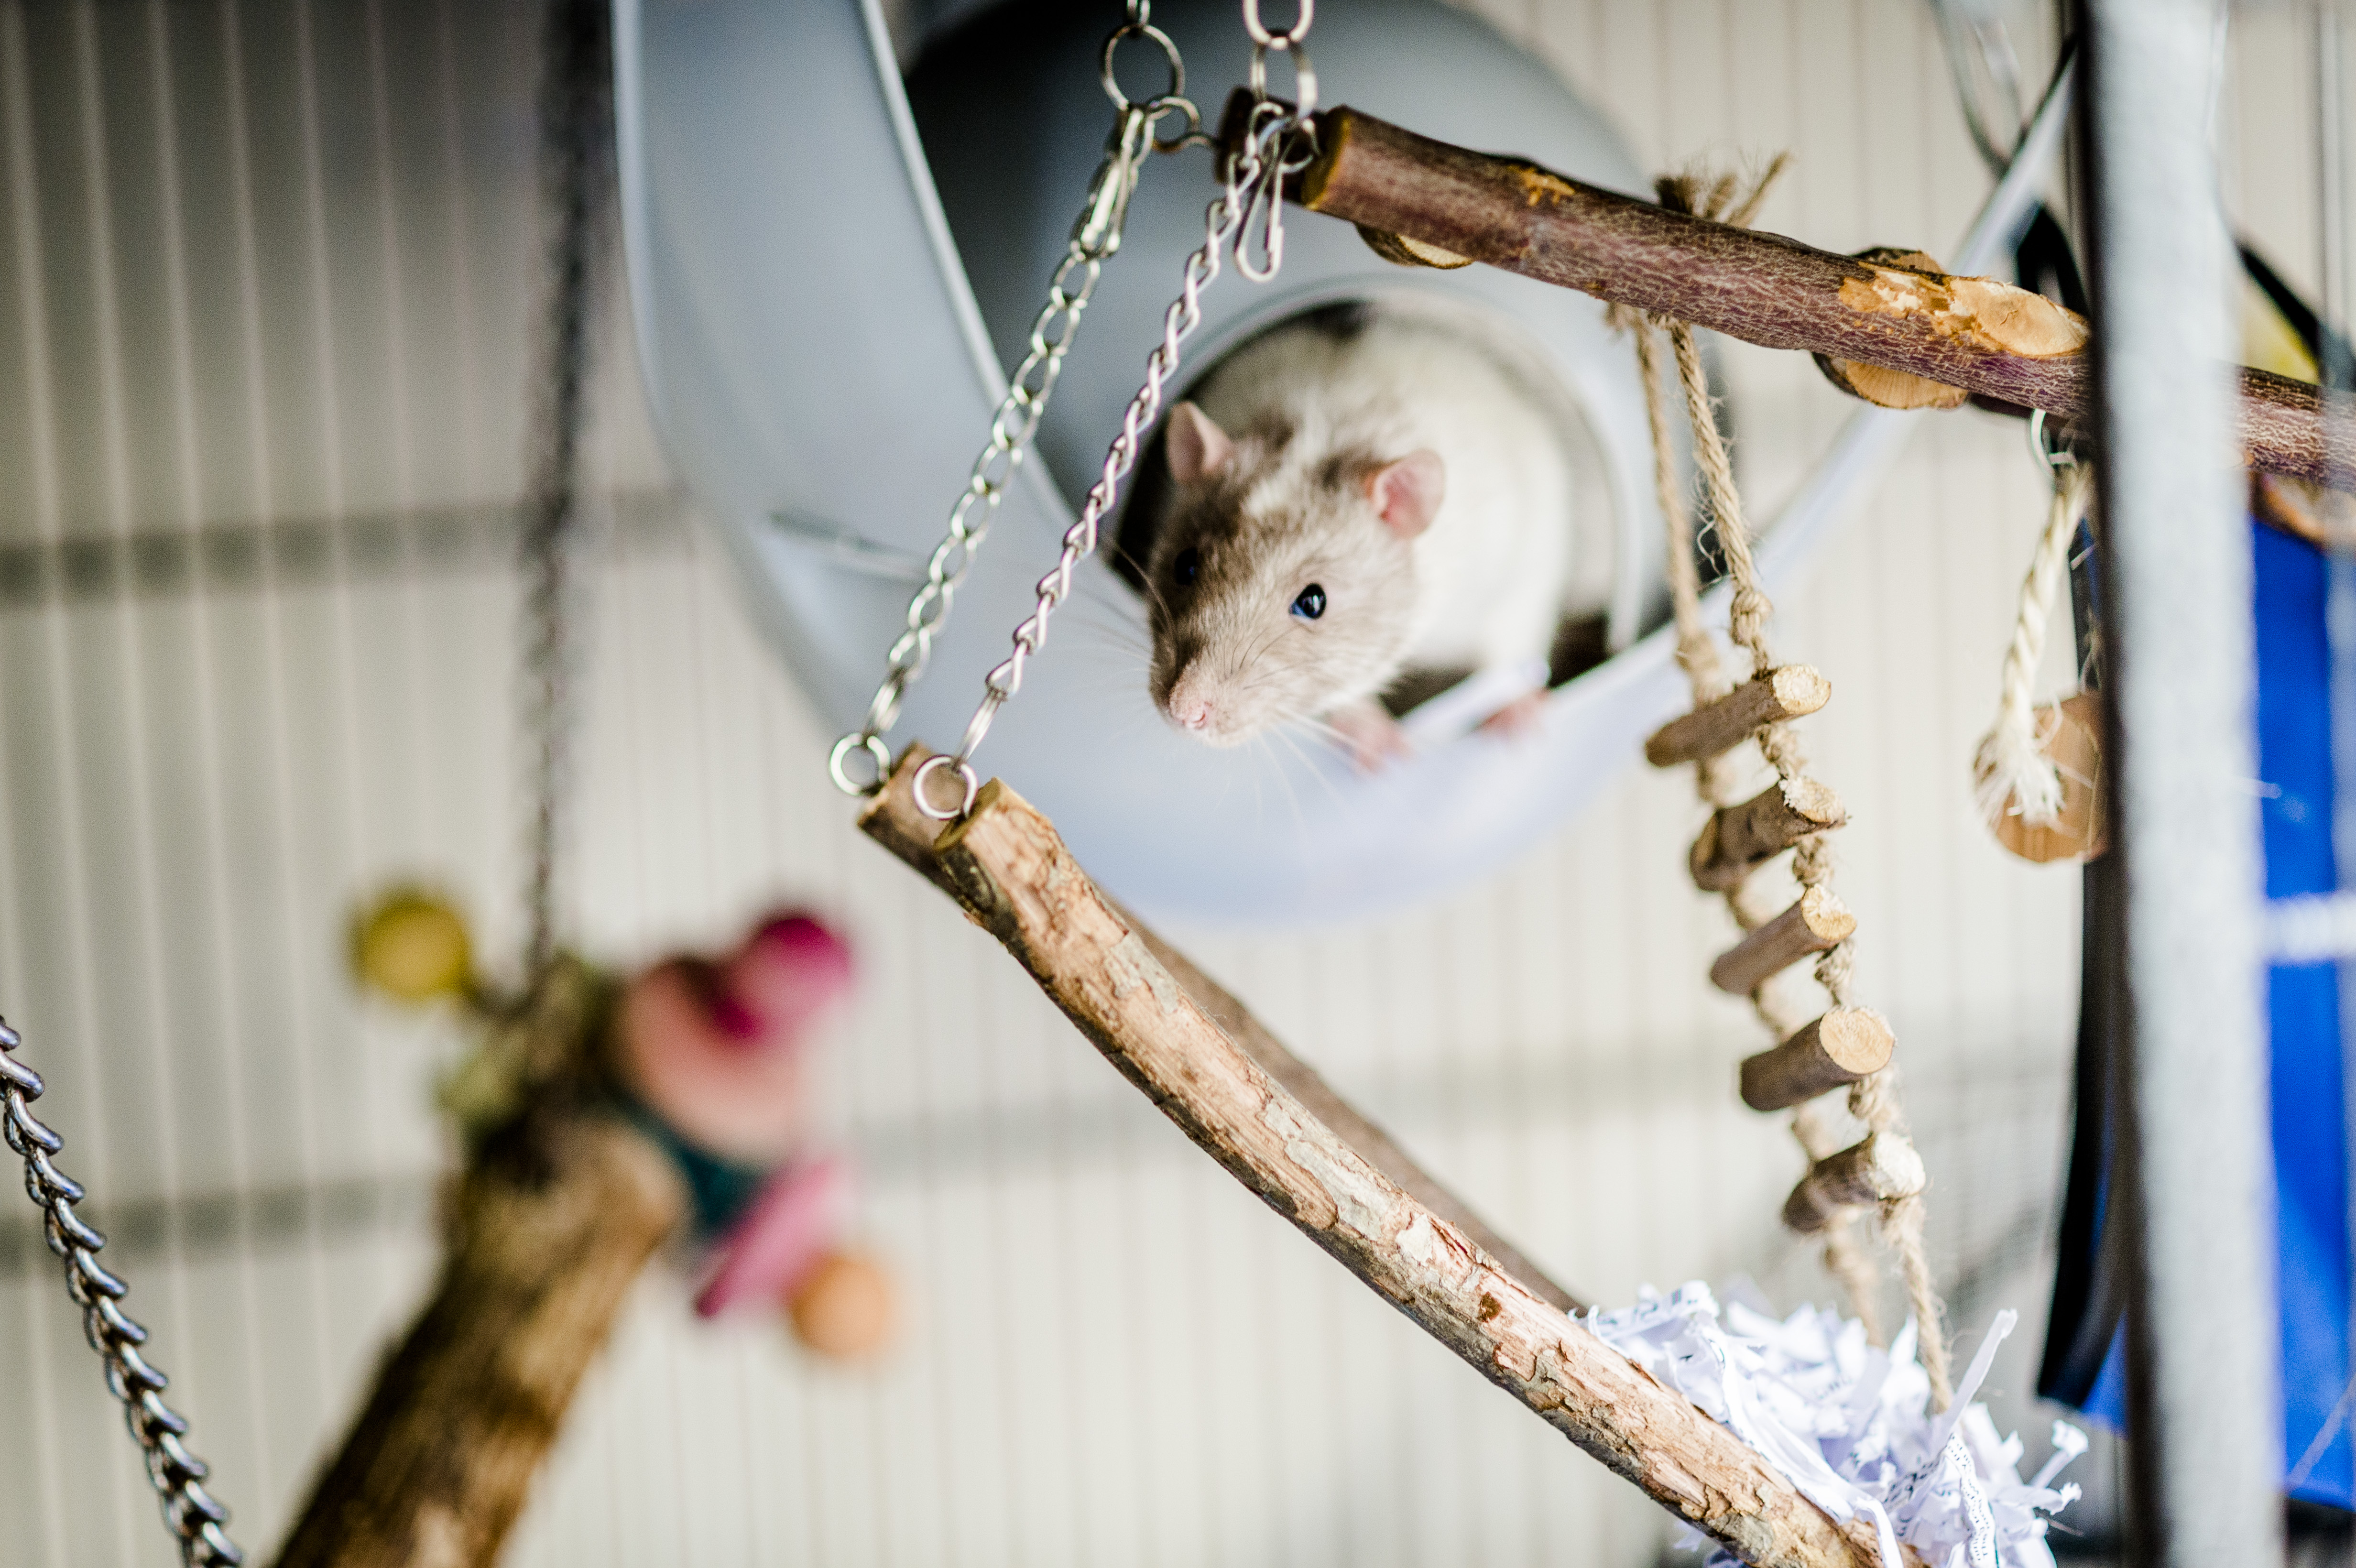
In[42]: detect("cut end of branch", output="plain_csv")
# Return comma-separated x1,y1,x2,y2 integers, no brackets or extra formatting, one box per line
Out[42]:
1782,1131,1926,1233
1739,1008,1895,1112
1646,665,1832,767
1709,886,1854,996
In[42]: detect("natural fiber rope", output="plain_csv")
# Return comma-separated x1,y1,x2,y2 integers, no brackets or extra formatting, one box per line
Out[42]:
1620,311,1747,826
1973,463,2097,829
1631,162,1953,1408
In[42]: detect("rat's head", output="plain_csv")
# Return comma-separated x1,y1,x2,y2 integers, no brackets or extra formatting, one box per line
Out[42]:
1145,401,1444,747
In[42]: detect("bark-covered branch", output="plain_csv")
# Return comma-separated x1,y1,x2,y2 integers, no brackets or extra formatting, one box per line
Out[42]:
859,752,1878,1568
1289,104,2335,484
857,749,1582,1312
273,966,685,1568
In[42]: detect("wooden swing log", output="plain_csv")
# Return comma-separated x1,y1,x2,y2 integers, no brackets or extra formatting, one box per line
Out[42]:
859,747,1581,1313
859,755,1879,1568
1781,1132,1927,1234
1709,886,1855,997
1690,779,1846,893
1739,1009,1896,1112
1645,667,1832,768
1282,103,2340,484
273,1018,685,1568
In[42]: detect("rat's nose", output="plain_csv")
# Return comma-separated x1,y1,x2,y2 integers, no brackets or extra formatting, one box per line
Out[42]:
1165,670,1216,733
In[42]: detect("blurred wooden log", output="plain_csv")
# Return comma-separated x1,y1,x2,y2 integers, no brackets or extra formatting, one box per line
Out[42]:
273,991,684,1568
1645,667,1832,767
1739,1009,1896,1112
866,760,1877,1568
1288,103,2340,485
858,745,1583,1313
1691,779,1846,893
1709,886,1855,996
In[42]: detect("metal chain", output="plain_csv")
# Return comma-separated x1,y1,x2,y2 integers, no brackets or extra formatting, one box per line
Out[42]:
828,14,1204,797
2,1017,244,1566
913,88,1318,820
521,0,613,976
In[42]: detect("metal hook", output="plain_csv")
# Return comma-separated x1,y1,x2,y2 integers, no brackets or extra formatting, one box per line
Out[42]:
1237,141,1289,281
2028,407,2078,473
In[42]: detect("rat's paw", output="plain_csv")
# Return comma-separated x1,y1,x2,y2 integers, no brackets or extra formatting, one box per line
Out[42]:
1478,689,1549,740
1328,701,1415,772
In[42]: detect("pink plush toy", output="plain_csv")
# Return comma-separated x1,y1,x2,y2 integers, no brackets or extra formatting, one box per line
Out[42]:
614,914,853,1164
612,911,894,1356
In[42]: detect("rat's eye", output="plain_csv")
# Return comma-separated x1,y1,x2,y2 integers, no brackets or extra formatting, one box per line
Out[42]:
1173,547,1200,588
1291,583,1326,621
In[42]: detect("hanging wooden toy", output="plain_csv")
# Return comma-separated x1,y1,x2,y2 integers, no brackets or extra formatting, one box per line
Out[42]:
1971,412,2105,865
273,1,892,1558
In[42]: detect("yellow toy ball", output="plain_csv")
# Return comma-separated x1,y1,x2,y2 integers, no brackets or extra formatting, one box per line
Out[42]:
351,890,474,1003
786,1250,897,1361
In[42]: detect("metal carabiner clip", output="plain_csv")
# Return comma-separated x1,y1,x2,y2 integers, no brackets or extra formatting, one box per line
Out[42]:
1237,145,1288,282
1074,105,1153,260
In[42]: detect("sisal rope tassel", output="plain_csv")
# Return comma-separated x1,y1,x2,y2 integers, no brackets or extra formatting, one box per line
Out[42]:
1974,463,2097,828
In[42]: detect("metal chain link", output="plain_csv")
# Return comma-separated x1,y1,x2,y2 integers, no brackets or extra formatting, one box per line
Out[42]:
912,88,1318,820
829,9,1206,797
521,0,613,977
2,1017,244,1566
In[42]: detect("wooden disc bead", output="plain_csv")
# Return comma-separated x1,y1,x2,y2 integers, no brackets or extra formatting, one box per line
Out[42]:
1782,1132,1926,1234
1739,1008,1895,1111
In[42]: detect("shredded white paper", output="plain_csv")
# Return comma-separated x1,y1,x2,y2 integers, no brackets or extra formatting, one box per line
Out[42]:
1587,1284,2085,1568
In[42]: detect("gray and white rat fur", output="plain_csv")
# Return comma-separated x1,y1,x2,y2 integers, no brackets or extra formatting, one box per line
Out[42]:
1142,301,1578,765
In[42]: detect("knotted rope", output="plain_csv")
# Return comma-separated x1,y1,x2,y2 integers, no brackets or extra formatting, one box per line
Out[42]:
1617,161,1953,1408
1973,462,2096,829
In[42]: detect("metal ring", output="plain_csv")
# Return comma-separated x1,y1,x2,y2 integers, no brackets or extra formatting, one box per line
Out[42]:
2028,407,2077,472
1247,40,1316,118
828,731,893,796
1242,0,1312,47
1102,22,1184,112
912,753,981,821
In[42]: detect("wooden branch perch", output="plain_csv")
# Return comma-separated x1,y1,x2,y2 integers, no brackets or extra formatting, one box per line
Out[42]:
858,752,1878,1568
858,746,1581,1313
274,1112,683,1568
1289,104,2338,484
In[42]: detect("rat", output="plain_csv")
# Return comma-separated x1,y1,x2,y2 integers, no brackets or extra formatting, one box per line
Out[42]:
1141,302,1579,767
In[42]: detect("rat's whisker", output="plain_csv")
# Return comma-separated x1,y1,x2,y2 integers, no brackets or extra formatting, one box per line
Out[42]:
1271,724,1353,812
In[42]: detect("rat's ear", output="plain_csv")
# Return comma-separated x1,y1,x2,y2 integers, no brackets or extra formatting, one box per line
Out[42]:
1166,403,1234,486
1369,449,1446,538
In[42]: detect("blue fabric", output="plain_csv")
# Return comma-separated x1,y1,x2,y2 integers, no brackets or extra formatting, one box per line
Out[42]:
2248,522,2352,1504
2058,521,2350,1505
